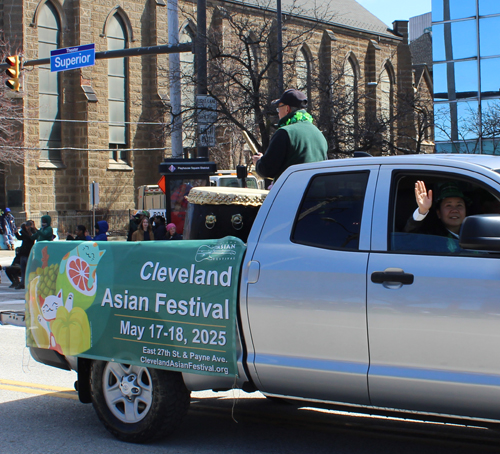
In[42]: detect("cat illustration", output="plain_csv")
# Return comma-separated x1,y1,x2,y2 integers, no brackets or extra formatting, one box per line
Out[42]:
38,290,74,349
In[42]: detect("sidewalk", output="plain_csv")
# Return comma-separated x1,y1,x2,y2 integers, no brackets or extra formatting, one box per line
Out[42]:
0,249,15,259
0,249,24,326
0,249,16,270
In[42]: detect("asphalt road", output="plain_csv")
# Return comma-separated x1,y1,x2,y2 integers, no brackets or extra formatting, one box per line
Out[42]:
1,325,500,454
2,250,500,452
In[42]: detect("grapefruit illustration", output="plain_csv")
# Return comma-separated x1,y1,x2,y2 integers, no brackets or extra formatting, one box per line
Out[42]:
56,255,98,311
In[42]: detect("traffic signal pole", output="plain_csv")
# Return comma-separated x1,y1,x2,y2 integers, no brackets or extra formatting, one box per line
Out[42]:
2,0,211,157
4,55,21,91
1,4,214,227
0,42,193,71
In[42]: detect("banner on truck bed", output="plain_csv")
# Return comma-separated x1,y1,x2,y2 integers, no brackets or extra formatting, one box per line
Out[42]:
25,238,245,377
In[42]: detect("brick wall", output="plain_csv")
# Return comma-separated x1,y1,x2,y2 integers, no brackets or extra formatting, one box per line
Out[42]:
0,0,423,220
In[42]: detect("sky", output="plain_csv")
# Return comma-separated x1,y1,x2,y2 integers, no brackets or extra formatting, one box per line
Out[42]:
356,0,432,27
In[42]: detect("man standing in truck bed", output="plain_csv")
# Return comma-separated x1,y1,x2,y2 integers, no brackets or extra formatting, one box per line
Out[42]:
252,89,328,184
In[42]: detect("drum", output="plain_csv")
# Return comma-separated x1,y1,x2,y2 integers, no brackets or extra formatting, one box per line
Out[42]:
184,186,269,242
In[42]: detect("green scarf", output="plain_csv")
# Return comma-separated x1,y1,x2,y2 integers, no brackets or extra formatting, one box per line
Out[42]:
277,110,313,130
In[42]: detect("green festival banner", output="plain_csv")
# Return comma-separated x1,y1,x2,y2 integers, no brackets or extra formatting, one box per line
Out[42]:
25,238,246,377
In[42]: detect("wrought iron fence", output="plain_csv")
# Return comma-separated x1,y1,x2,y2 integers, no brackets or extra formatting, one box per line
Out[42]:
20,210,133,241
56,211,132,240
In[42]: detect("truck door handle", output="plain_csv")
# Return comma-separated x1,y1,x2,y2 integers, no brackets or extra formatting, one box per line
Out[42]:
371,269,414,285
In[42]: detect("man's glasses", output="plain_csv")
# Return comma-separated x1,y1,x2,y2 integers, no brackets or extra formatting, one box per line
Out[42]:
276,104,286,113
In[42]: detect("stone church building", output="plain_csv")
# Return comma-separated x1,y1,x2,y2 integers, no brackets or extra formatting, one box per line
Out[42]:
0,0,432,235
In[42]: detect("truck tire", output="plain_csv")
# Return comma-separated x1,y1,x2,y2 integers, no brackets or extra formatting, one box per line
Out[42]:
90,361,190,443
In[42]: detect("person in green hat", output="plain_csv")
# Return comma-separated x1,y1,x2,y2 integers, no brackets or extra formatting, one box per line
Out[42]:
405,180,467,238
252,88,327,185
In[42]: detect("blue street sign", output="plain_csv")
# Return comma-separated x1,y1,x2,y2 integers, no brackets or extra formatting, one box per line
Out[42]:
50,44,95,72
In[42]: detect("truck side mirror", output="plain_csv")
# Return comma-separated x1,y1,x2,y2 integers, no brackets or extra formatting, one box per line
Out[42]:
459,214,500,250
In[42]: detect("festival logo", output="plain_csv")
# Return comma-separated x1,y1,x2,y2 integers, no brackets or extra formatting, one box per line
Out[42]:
195,242,237,262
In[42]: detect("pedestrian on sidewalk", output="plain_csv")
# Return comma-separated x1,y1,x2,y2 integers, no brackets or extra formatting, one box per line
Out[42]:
0,208,17,250
165,223,183,240
67,225,92,241
153,215,167,240
14,220,36,289
75,224,92,241
131,216,153,241
94,220,109,241
3,250,21,288
30,215,54,242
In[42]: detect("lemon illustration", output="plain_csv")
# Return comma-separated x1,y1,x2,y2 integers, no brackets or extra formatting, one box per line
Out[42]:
56,255,98,311
51,306,91,356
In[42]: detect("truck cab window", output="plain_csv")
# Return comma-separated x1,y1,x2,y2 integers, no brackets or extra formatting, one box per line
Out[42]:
292,172,369,250
390,173,500,255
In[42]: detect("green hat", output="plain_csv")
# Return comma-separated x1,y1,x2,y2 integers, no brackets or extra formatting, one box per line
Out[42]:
435,182,465,203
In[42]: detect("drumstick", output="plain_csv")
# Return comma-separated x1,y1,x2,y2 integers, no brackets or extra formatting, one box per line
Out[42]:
242,131,259,155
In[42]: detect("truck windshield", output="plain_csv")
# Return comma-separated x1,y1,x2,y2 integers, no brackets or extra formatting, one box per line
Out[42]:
218,177,258,189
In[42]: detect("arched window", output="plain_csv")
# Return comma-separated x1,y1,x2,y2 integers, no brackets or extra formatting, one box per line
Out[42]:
107,13,128,163
380,64,394,151
344,56,358,150
180,24,196,150
38,1,61,162
296,46,311,107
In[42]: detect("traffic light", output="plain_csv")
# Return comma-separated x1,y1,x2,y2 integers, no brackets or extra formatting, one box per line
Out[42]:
5,55,20,91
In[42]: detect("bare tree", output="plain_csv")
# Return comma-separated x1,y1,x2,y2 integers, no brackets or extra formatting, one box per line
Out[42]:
434,99,500,154
165,2,432,165
314,48,434,157
480,100,500,153
387,89,434,155
313,48,390,158
170,0,334,168
434,101,484,153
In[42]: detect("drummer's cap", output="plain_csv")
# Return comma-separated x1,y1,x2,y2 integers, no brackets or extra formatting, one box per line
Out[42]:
272,89,307,109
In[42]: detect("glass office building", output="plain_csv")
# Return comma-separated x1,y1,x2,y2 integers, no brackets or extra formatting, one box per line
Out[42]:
433,0,500,153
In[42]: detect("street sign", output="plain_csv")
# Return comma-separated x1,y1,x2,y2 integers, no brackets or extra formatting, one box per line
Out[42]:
196,95,217,124
198,123,216,147
90,181,99,206
157,175,167,194
160,160,216,175
50,44,95,73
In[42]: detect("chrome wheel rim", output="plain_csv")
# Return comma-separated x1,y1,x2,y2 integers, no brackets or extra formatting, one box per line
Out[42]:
102,362,153,423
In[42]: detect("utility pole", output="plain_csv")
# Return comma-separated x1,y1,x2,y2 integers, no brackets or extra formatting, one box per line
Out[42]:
196,0,209,159
277,0,284,94
276,0,283,96
168,0,183,158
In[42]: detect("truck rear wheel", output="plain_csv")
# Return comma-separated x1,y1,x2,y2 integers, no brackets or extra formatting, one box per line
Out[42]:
90,361,190,443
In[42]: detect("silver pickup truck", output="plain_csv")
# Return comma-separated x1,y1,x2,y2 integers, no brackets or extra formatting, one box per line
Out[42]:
28,154,500,443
